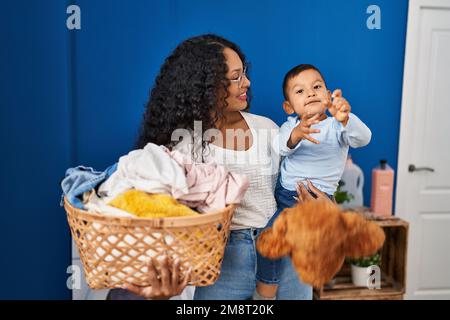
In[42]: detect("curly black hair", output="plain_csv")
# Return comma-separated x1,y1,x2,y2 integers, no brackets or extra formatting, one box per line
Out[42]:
136,34,251,154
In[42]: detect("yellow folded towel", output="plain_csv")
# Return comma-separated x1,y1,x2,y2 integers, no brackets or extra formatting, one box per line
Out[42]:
108,190,199,218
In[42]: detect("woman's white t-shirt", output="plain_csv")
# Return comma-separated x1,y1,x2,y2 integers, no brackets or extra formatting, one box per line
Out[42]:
174,111,280,230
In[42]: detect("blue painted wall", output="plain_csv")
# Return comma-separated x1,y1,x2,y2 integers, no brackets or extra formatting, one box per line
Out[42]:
0,0,408,299
0,0,72,299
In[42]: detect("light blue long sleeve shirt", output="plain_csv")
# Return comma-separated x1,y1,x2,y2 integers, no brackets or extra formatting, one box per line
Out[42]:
278,113,371,195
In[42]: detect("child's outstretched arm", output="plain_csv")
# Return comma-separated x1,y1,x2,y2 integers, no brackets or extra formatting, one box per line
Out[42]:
327,89,371,148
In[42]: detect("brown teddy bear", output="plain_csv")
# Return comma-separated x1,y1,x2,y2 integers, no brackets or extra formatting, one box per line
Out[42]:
256,199,385,288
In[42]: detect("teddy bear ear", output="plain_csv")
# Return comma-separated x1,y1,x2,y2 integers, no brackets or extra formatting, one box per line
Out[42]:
341,211,386,258
256,209,291,259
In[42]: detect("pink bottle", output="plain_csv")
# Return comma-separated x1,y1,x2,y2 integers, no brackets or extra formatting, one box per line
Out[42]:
370,160,394,217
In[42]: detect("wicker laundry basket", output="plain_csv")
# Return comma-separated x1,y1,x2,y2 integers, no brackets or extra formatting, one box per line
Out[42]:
64,197,235,289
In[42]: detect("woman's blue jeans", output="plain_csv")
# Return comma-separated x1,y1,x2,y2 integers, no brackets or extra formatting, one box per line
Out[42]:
193,226,312,300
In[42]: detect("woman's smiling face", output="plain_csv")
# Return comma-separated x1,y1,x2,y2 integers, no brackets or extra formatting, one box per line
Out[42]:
222,47,251,112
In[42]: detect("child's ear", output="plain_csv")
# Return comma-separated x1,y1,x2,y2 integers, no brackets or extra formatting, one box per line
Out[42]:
282,101,295,115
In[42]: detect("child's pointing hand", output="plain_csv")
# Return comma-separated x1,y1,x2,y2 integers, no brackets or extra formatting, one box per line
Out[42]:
327,89,351,126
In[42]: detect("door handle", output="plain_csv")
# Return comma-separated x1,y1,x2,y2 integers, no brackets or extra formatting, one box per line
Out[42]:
408,164,435,172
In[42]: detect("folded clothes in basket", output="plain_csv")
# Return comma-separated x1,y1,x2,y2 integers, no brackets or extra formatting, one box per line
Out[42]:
82,190,134,218
98,143,189,201
61,142,249,215
108,190,199,218
98,143,249,213
61,164,118,209
167,145,249,212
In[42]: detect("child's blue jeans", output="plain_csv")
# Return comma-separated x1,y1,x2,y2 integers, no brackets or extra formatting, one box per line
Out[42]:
256,181,333,286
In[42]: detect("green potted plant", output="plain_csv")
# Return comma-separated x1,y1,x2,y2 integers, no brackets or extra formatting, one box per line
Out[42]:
346,252,381,287
334,180,354,206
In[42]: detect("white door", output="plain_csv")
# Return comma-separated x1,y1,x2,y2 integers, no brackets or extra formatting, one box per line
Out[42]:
396,0,450,300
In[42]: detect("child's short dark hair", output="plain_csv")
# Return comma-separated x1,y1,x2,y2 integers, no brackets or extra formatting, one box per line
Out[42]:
282,64,326,100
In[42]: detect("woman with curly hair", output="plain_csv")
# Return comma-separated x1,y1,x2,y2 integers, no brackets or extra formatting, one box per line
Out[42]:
111,34,312,300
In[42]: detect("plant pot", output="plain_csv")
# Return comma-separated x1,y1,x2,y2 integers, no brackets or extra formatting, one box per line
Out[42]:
351,264,370,287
